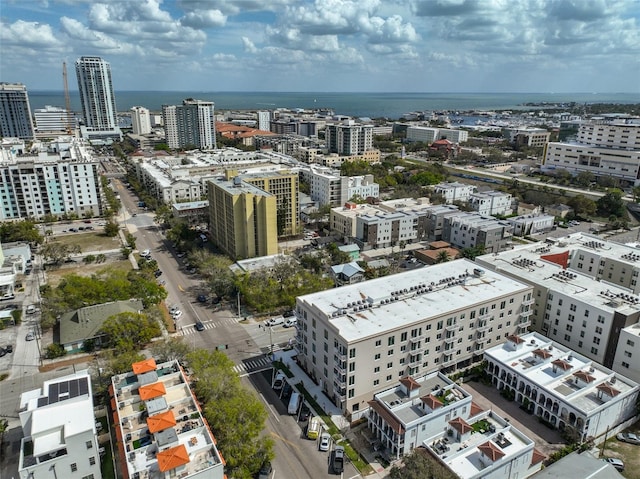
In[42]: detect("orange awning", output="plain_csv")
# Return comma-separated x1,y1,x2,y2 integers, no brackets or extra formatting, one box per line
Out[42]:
157,444,190,472
147,410,177,434
139,382,166,401
132,358,157,375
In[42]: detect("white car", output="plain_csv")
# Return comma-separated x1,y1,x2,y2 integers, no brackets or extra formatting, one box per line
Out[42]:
319,433,331,451
265,316,284,327
140,249,151,258
172,310,183,319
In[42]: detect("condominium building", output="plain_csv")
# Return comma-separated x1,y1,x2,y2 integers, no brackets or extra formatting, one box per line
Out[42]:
443,212,513,254
368,372,545,478
484,332,639,441
406,126,468,144
0,138,102,220
162,99,216,150
207,176,277,259
613,324,640,384
300,166,348,207
502,127,551,148
0,82,35,140
543,121,640,186
110,358,225,479
326,120,374,155
348,174,379,201
507,214,555,236
257,110,271,131
33,105,74,138
294,259,534,414
131,106,152,135
475,235,640,373
75,56,122,141
18,370,102,479
433,182,476,204
468,190,513,216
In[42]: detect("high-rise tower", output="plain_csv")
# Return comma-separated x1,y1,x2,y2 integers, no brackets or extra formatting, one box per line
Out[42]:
75,56,121,142
0,82,35,140
162,99,216,150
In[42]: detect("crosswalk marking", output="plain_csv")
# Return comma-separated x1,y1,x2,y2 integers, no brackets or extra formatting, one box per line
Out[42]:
179,318,242,336
233,357,271,374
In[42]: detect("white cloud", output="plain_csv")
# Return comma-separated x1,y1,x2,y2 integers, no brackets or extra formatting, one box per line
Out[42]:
180,9,227,28
0,20,64,49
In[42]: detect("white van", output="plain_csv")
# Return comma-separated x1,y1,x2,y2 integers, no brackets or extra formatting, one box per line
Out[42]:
265,316,284,327
288,392,301,415
283,317,297,328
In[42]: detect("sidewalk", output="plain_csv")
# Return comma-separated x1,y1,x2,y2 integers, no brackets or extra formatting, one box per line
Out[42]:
273,349,390,478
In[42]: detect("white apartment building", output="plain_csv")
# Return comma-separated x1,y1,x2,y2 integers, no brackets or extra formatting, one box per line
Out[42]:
443,213,513,254
406,126,469,144
33,105,73,138
434,182,476,204
162,99,216,150
111,358,225,479
507,214,555,236
468,190,512,216
326,120,374,155
0,82,35,140
368,371,545,477
502,127,551,147
75,56,122,142
347,174,379,201
355,209,428,249
0,138,102,220
294,259,534,414
18,370,102,479
544,121,640,186
300,166,348,206
131,106,152,135
475,235,640,375
257,110,271,131
485,333,639,442
613,324,640,384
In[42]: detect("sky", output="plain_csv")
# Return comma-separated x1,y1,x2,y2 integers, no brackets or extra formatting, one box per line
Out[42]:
1,0,639,93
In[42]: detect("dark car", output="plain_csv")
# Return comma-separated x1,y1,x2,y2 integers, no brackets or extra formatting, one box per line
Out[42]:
5,345,13,353
283,310,295,318
197,294,208,303
258,461,272,479
299,403,310,422
211,296,221,305
195,321,205,331
154,270,162,277
83,220,92,223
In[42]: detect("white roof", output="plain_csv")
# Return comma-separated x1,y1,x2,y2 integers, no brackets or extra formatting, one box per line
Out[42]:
298,259,530,342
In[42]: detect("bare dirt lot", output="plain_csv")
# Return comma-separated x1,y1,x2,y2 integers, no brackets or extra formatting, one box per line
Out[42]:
46,259,132,287
49,231,122,252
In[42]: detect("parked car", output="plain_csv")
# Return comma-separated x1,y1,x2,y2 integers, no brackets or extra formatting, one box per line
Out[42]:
26,332,35,341
319,433,331,451
141,249,151,258
5,345,13,353
602,458,624,471
211,296,221,305
616,432,640,445
172,310,183,320
197,294,208,303
154,270,163,277
272,372,285,390
69,228,78,232
194,321,205,331
283,310,295,318
283,317,297,328
169,305,180,314
258,461,272,479
83,219,92,224
299,404,311,422
330,446,345,474
26,304,37,314
265,316,284,327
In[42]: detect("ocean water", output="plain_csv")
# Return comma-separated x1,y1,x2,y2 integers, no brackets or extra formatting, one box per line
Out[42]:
28,91,639,120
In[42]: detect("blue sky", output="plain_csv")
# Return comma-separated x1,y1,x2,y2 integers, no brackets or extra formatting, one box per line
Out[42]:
1,0,639,93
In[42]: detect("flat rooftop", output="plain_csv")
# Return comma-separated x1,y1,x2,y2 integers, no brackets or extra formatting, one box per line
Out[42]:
297,259,531,342
485,332,638,414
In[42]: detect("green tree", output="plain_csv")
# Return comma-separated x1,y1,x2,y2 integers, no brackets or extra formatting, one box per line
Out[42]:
0,220,43,244
389,448,457,479
461,245,486,260
40,242,81,264
125,232,136,249
104,220,120,237
45,343,67,359
597,190,626,218
435,250,451,263
566,195,597,217
100,312,162,352
574,171,595,188
149,337,190,363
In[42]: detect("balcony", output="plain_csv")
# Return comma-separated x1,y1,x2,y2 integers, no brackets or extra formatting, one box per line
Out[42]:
334,348,347,362
477,322,491,332
520,308,534,318
334,375,346,388
522,298,535,306
409,334,423,344
444,335,456,344
334,362,346,375
445,322,458,332
408,354,421,365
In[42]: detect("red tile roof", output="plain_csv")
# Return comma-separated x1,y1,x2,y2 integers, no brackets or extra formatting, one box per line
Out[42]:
507,334,524,344
420,394,443,409
596,383,621,397
147,410,177,434
573,370,596,383
139,381,166,401
449,417,472,435
530,447,546,466
478,441,505,461
533,348,552,359
470,401,484,417
399,376,421,391
132,358,157,375
368,401,405,434
157,444,190,472
552,359,572,371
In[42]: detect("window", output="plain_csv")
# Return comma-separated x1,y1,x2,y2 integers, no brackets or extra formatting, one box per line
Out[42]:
82,476,95,479
374,366,380,373
348,363,355,372
624,351,632,358
374,353,381,360
591,347,598,355
348,376,355,385
375,340,381,347
387,362,393,369
388,349,394,356
86,441,93,449
374,379,380,386
71,463,78,472
349,348,356,358
89,457,96,466
401,332,407,341
348,389,354,398
593,337,600,345
386,375,392,381
388,336,395,346
627,339,636,347
621,362,629,368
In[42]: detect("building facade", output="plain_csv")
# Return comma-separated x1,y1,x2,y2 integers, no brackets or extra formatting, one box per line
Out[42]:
207,176,277,259
75,56,122,141
468,190,513,216
0,82,35,140
131,106,152,135
163,99,216,150
294,260,533,414
110,358,225,479
485,333,639,442
18,370,102,479
33,105,73,138
443,213,514,254
326,120,374,155
434,182,476,204
406,126,469,144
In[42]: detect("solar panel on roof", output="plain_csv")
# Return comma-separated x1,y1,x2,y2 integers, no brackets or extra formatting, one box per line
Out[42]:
37,397,48,408
70,380,79,397
49,382,59,403
60,381,69,394
79,377,88,395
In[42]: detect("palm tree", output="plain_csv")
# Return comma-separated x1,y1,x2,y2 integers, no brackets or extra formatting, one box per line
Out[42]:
436,251,450,263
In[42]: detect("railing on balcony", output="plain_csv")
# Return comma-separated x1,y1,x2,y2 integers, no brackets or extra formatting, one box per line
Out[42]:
445,322,458,332
477,322,491,332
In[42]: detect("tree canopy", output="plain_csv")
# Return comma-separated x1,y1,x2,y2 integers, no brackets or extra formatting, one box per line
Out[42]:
100,312,161,352
0,220,43,244
389,448,457,479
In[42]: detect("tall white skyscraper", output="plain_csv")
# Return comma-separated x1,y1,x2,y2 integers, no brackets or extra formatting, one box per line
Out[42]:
257,110,271,131
75,56,122,142
34,105,74,137
162,99,216,150
0,82,34,140
130,106,151,135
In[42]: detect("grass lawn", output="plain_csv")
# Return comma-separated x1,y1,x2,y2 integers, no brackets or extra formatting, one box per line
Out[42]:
601,434,640,479
46,260,132,287
48,231,122,252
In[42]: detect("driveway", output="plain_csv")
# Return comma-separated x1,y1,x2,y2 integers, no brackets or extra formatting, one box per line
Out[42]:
462,380,565,456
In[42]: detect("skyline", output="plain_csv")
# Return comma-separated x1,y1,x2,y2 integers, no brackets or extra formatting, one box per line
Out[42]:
1,1,639,94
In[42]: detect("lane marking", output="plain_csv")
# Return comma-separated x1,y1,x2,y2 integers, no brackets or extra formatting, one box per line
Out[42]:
239,366,272,378
269,432,300,450
259,393,279,422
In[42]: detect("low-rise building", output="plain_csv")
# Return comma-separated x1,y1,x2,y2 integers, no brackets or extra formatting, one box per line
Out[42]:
433,182,476,204
484,333,639,441
443,213,513,254
331,261,365,285
18,370,102,479
507,214,555,236
110,358,225,479
406,126,468,144
468,190,513,216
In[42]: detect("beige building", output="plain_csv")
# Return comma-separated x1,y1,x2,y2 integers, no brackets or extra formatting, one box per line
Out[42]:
207,176,277,259
294,259,533,416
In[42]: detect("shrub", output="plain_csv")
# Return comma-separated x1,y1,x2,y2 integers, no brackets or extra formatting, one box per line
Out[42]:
45,343,66,359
